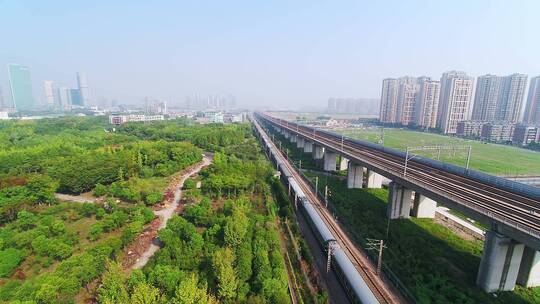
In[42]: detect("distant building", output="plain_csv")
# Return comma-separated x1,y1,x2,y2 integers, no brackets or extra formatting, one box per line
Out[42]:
396,77,418,126
43,80,57,106
415,77,440,129
481,122,515,142
57,87,71,107
437,71,474,134
76,72,90,106
512,125,539,146
379,78,400,123
497,73,527,123
69,89,83,106
8,64,35,111
0,111,8,120
523,76,540,126
457,121,485,138
109,114,165,125
472,74,502,121
327,98,378,114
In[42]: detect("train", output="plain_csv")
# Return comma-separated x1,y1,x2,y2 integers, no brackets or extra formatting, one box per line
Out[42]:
252,118,380,304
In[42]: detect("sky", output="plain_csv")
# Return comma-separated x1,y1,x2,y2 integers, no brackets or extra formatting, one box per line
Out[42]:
0,0,539,110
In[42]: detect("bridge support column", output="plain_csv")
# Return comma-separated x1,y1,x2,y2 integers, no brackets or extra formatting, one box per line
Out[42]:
387,182,413,219
296,137,305,149
323,151,337,171
517,247,540,287
477,231,525,292
313,145,324,160
366,169,383,188
303,141,313,153
339,157,349,171
283,130,290,139
347,162,363,189
290,134,297,143
412,193,437,218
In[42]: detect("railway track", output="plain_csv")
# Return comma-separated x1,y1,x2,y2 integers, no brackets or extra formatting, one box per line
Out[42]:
257,119,399,303
264,115,540,237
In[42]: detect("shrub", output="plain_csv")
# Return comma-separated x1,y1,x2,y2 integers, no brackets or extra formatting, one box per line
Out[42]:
93,183,108,197
183,178,196,190
0,248,25,277
145,192,163,206
89,223,104,241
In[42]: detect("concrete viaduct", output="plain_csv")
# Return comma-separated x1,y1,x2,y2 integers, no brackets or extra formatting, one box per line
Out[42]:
255,112,540,293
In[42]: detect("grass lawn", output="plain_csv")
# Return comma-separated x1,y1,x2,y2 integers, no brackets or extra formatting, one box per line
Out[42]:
336,127,540,176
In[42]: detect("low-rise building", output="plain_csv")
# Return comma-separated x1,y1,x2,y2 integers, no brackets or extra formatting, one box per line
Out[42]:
512,125,540,146
481,122,515,143
457,121,485,138
0,111,9,120
109,114,164,125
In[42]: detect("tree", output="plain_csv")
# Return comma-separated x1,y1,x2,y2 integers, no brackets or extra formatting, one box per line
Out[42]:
212,247,238,300
173,273,216,304
130,282,165,304
223,206,249,248
97,261,129,304
26,174,58,205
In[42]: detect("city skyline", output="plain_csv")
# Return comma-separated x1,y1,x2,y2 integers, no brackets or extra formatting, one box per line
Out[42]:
1,1,540,108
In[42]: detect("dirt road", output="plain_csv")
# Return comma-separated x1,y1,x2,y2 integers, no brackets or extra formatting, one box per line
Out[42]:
131,155,212,269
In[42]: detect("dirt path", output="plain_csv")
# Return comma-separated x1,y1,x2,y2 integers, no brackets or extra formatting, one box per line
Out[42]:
54,192,99,203
130,155,212,269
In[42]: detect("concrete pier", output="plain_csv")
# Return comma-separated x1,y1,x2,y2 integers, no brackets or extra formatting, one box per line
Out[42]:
517,247,540,287
290,134,297,143
387,182,413,219
477,231,525,292
339,157,349,171
303,141,313,153
366,169,383,188
283,130,290,139
296,137,305,149
412,193,437,218
323,151,337,171
347,162,363,189
313,145,324,160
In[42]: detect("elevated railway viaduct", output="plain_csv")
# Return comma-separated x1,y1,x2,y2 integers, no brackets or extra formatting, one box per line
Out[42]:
255,112,540,293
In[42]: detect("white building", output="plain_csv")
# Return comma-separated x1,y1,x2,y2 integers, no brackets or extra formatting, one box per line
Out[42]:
379,78,400,123
415,77,440,129
396,77,418,126
437,71,474,134
43,80,57,106
0,111,9,120
497,73,527,123
109,114,164,125
523,76,540,126
472,74,502,121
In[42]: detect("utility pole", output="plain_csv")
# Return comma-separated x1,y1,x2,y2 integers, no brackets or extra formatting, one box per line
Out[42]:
366,238,386,275
324,185,329,207
315,176,318,192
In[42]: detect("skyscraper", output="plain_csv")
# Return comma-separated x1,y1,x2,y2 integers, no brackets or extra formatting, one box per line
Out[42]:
8,64,35,111
472,74,502,121
69,89,82,106
58,87,71,107
76,72,90,106
379,78,400,123
497,73,527,123
415,77,440,129
396,77,418,126
437,71,474,134
43,80,56,106
524,76,540,126
0,86,4,109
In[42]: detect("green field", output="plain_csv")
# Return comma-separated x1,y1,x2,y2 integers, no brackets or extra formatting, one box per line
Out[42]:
337,127,540,176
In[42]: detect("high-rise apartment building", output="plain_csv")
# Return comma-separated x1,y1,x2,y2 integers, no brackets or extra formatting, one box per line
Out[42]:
43,80,56,106
69,89,83,106
415,77,440,129
76,72,90,106
396,77,418,126
8,64,35,111
523,76,540,126
437,71,474,134
379,78,400,123
472,74,502,121
57,87,71,107
497,73,527,123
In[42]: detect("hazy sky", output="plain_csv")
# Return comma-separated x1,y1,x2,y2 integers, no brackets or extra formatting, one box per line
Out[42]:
1,0,539,109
